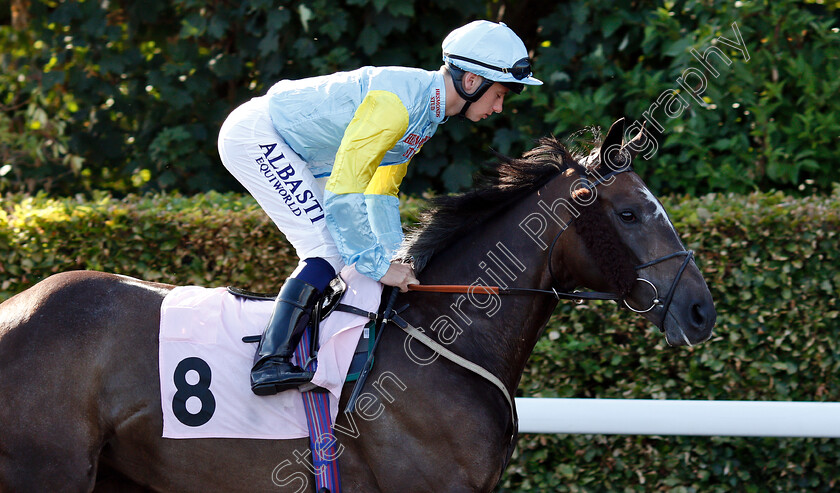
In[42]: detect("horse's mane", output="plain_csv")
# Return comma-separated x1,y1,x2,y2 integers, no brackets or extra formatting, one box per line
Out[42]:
399,132,637,297
399,136,580,270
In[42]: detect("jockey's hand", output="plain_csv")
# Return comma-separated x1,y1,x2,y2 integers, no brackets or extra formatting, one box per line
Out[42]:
379,262,419,292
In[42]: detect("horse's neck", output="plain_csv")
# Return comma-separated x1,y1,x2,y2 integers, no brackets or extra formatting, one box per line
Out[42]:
416,189,566,391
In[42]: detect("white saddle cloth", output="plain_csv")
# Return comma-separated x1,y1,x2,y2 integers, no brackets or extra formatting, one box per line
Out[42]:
158,266,381,440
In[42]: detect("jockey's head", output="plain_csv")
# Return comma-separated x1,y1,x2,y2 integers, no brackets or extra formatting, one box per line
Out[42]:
442,20,543,117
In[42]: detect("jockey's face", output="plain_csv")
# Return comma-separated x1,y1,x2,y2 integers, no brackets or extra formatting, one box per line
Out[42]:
464,82,509,122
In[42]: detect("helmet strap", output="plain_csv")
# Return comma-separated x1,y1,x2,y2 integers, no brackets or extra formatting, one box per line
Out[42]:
445,63,494,112
458,100,472,118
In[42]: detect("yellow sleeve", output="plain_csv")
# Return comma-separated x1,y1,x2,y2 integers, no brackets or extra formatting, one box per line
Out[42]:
365,162,409,197
326,90,410,195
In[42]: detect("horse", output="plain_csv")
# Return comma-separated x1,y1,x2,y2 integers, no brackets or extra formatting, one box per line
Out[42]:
0,119,715,492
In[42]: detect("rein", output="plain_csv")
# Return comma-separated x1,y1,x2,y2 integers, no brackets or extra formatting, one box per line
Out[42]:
407,283,621,301
409,247,694,325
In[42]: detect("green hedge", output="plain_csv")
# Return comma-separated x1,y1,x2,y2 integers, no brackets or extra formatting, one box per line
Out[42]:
0,191,296,295
2,188,840,491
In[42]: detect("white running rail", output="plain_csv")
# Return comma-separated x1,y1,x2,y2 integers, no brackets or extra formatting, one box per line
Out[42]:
515,398,840,437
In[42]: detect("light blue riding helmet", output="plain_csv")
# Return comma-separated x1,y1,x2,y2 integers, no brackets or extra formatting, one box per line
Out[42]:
442,20,542,111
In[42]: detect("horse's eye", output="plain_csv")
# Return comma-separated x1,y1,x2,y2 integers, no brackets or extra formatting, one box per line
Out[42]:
618,210,637,223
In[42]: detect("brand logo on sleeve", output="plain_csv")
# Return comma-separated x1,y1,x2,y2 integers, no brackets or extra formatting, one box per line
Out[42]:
402,133,431,160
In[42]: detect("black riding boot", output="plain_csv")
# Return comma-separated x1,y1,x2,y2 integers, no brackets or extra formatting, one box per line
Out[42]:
250,277,320,396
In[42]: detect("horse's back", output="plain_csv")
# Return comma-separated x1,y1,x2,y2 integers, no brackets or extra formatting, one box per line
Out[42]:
0,271,171,492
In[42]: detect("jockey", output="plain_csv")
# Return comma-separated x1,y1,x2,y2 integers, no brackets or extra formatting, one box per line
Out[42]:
218,20,542,396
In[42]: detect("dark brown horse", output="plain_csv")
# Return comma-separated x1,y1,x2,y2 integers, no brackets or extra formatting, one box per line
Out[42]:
0,119,714,492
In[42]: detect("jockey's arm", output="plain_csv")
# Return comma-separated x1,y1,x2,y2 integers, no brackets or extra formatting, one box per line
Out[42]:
364,163,408,258
324,90,411,283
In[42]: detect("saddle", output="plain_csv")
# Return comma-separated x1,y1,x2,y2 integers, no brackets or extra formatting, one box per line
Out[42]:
229,274,349,329
228,276,394,393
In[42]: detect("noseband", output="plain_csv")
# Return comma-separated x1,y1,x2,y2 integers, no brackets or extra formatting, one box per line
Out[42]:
545,167,694,328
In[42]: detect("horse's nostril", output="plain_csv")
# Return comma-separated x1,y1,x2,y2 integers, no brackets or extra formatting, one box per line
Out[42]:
690,303,706,327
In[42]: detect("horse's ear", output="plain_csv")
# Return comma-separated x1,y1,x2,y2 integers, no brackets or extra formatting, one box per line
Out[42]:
624,122,650,161
599,118,626,169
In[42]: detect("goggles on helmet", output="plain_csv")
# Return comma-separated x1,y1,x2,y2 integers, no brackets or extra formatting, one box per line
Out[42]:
444,53,533,81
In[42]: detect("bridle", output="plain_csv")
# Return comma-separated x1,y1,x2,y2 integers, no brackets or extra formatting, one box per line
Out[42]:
544,165,694,327
410,165,695,328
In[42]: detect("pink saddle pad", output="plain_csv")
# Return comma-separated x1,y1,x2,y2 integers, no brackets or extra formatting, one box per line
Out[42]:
158,266,382,440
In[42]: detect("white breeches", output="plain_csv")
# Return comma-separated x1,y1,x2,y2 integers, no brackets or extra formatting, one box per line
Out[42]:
218,96,344,273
